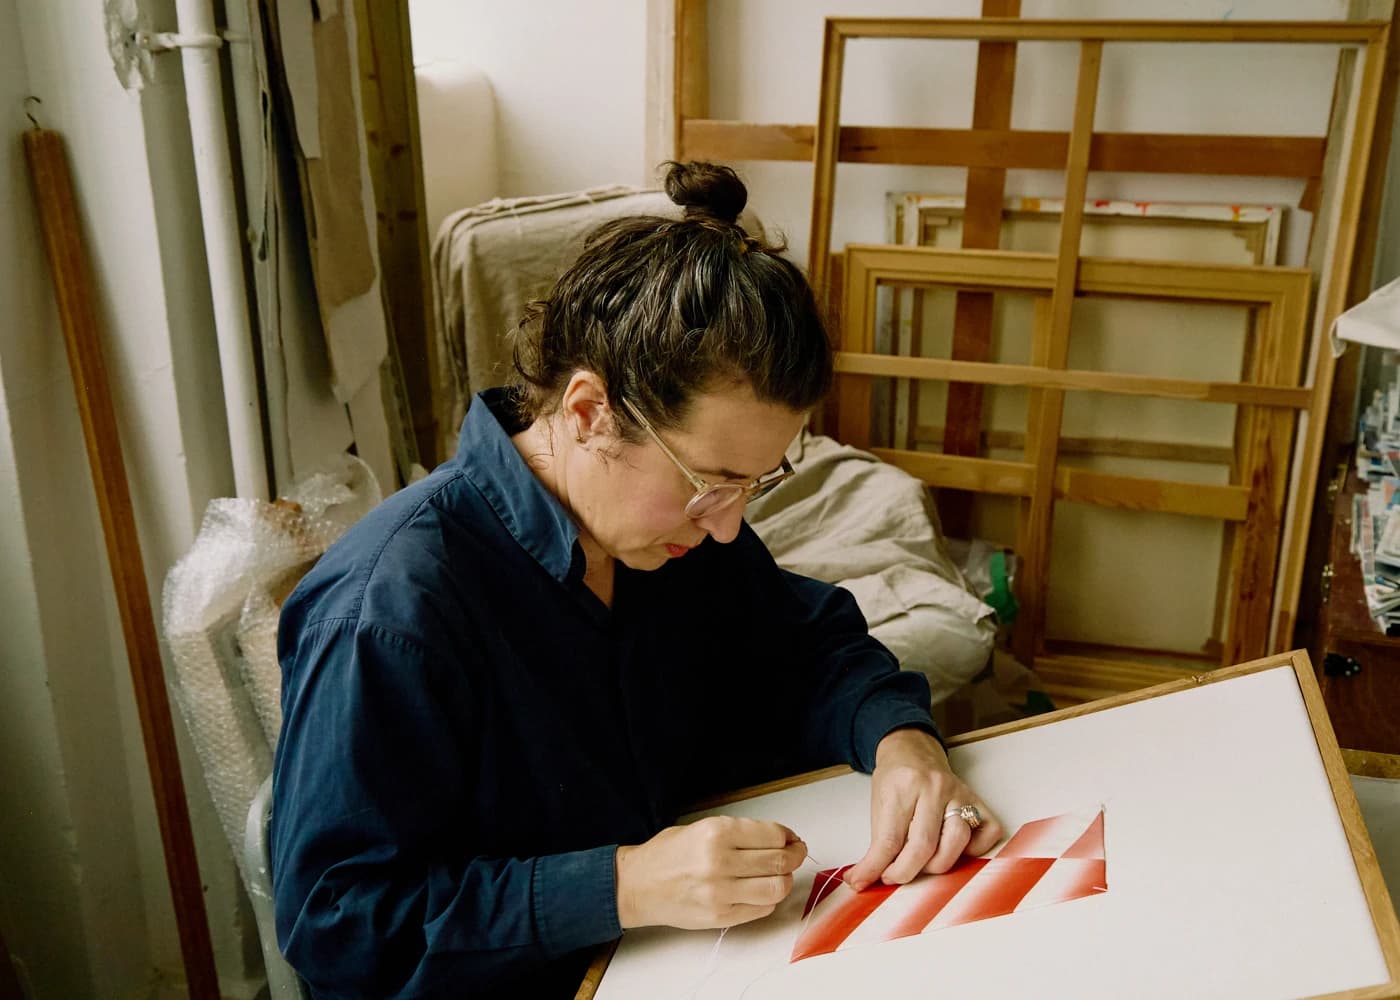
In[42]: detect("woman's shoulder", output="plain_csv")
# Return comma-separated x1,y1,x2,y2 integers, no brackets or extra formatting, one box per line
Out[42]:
281,467,504,639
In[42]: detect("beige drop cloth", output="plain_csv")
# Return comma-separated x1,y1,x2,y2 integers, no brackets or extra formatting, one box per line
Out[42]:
431,187,680,457
748,431,997,705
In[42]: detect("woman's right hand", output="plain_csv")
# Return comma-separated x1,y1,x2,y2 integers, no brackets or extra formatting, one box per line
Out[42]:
614,816,808,929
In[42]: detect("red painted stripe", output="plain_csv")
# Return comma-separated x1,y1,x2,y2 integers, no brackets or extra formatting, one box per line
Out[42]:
883,857,988,940
1062,812,1105,860
790,880,900,962
1044,859,1108,904
996,815,1071,858
934,858,1055,928
801,865,854,919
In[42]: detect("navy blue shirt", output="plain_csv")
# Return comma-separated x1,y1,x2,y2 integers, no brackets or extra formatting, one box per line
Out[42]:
271,389,937,999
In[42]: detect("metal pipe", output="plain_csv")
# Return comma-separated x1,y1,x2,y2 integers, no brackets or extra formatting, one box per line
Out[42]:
172,0,269,500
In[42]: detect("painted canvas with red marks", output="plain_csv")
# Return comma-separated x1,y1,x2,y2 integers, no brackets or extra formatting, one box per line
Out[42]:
792,809,1106,963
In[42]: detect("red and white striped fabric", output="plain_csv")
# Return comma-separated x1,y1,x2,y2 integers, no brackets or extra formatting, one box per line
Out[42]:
792,809,1107,963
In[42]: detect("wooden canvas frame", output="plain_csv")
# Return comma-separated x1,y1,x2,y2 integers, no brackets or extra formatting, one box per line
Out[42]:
802,19,1388,666
887,194,1286,661
576,649,1400,999
832,243,1310,665
885,194,1284,456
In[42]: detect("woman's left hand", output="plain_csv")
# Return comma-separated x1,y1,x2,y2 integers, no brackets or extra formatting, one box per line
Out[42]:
843,727,1003,892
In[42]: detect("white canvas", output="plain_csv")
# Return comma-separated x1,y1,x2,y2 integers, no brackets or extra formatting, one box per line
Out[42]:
593,666,1391,1000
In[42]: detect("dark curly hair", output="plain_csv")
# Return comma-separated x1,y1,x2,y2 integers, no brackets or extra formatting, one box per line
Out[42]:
509,161,834,438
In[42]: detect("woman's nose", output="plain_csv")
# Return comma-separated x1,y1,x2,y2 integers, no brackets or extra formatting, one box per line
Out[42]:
697,498,745,544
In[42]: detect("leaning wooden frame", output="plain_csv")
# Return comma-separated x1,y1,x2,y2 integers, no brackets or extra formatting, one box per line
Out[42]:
832,242,1310,667
801,18,1390,664
885,194,1288,662
574,649,1400,999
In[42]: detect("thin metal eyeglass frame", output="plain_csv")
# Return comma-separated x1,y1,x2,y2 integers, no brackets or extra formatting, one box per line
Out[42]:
620,398,795,518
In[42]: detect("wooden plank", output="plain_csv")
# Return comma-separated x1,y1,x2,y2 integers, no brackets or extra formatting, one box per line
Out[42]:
1228,289,1311,661
943,0,1021,536
1294,10,1400,657
807,19,846,298
843,242,1313,304
1289,649,1400,984
356,0,436,466
836,249,873,448
673,0,708,158
1017,40,1101,665
870,448,1034,496
1275,29,1390,651
1035,654,1204,707
682,121,1327,177
1344,748,1400,780
1056,467,1249,520
911,425,1237,465
834,353,1312,409
872,447,1249,520
828,18,1384,43
23,128,220,1000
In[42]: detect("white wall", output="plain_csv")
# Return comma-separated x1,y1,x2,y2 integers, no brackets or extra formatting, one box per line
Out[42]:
1,0,258,995
408,0,650,197
405,0,1362,268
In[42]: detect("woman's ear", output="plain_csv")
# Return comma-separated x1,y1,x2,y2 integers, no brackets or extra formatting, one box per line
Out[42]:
559,370,616,444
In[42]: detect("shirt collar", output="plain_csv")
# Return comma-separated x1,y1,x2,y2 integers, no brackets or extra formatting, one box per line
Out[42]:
453,388,582,582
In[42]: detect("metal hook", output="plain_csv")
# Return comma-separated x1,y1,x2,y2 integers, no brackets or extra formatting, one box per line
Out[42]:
24,95,41,129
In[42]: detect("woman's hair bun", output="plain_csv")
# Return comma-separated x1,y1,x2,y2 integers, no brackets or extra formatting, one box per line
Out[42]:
662,160,747,224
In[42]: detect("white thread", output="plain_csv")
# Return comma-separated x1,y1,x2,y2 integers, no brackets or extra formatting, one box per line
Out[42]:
677,853,845,1000
676,925,728,1000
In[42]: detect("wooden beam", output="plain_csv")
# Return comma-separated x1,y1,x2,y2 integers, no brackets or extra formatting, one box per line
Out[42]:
870,447,1250,520
673,0,708,158
835,353,1312,408
1275,26,1391,651
24,127,220,1000
808,19,846,298
681,121,1327,177
827,18,1384,43
355,0,434,466
1057,467,1249,520
1017,40,1101,664
942,0,1022,536
871,448,1033,496
911,425,1238,465
842,242,1313,303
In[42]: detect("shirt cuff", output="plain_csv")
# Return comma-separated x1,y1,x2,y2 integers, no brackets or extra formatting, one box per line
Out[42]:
533,845,622,958
851,699,943,773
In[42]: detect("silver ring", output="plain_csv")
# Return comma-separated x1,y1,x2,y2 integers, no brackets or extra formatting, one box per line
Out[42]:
943,804,982,830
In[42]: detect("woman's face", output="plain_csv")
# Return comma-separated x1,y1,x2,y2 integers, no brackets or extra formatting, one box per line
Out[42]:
568,380,806,571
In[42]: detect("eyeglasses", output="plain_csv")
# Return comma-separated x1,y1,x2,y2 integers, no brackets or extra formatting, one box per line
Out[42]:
620,398,795,519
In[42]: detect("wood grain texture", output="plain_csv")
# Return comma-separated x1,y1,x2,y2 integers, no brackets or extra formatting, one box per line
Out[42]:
1275,28,1390,651
834,352,1312,408
1290,649,1400,984
826,18,1383,43
942,0,1021,534
807,19,845,299
673,0,709,156
355,0,434,465
1016,40,1100,664
22,128,220,999
683,121,1326,177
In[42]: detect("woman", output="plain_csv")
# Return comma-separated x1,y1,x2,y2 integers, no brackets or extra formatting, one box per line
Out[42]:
271,162,1001,998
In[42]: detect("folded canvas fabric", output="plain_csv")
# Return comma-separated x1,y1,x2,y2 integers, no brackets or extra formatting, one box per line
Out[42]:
747,431,997,704
1331,275,1400,356
430,187,680,457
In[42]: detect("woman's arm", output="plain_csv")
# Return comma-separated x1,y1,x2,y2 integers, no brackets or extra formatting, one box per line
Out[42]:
271,618,619,997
